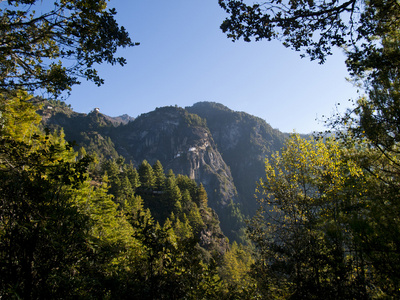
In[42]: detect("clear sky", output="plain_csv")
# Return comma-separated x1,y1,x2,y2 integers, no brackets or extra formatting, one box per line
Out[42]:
65,1,359,134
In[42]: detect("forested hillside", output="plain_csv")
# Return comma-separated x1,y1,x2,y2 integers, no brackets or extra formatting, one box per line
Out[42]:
1,94,257,298
187,102,286,216
40,102,286,243
2,0,400,298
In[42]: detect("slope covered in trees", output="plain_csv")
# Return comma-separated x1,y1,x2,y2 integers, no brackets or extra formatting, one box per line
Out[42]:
2,0,400,298
219,0,400,298
187,101,286,216
5,90,400,298
0,2,258,298
40,102,287,243
1,96,258,298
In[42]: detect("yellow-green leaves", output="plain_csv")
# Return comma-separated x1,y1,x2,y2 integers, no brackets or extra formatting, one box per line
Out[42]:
251,134,371,298
0,90,41,140
261,134,364,209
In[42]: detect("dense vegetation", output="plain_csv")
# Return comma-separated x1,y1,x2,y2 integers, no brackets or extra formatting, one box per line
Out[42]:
0,94,258,298
1,0,400,298
220,0,400,298
40,101,286,245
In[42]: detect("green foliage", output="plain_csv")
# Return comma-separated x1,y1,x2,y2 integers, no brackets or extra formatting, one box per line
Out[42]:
45,112,120,162
0,139,91,298
183,110,207,127
250,134,400,297
219,200,248,245
125,163,141,190
0,94,260,298
250,134,371,298
138,159,156,189
218,242,259,298
152,160,166,190
0,2,265,297
0,0,136,95
329,25,400,298
0,91,146,298
91,154,239,295
84,133,119,161
219,0,400,64
197,183,209,207
219,1,400,296
339,29,400,158
0,90,42,138
0,92,91,297
342,140,400,296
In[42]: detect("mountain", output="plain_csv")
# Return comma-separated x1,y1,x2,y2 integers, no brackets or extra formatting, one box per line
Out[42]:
40,101,287,242
113,106,238,208
186,102,286,215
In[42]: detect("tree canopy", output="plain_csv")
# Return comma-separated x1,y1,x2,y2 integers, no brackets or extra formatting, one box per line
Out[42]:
219,0,400,64
250,134,372,298
0,2,265,298
0,94,257,298
219,1,400,295
0,0,137,96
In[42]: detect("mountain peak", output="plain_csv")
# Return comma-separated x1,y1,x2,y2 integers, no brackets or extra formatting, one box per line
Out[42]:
190,101,233,112
41,101,286,242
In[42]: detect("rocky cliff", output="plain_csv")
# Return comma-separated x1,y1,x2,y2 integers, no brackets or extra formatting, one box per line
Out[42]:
187,102,286,215
40,101,287,242
114,106,238,210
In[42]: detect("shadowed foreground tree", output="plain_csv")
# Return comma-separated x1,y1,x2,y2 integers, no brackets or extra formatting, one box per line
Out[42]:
0,91,94,298
0,91,146,299
220,1,400,296
332,28,400,295
249,134,373,298
0,1,140,297
219,0,400,65
0,0,137,96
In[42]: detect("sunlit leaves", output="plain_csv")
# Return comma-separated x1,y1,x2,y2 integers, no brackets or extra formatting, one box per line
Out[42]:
251,134,370,298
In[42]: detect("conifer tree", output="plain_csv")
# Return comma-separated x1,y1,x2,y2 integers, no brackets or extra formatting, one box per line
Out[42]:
0,92,93,298
197,183,209,208
125,164,141,190
181,190,204,235
0,91,146,298
165,175,183,215
138,160,155,189
218,242,257,297
152,160,166,190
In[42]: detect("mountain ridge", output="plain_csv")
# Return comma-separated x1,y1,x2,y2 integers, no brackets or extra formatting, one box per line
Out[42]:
40,101,287,242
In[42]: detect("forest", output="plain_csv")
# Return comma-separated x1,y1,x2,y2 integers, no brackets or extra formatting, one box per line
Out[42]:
1,0,400,299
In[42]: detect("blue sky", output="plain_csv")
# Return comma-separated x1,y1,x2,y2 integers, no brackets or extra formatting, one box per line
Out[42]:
65,1,359,133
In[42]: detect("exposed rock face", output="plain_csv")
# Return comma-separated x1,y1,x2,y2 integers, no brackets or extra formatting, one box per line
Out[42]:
187,102,286,215
108,114,135,125
115,106,238,210
198,208,230,256
40,101,287,241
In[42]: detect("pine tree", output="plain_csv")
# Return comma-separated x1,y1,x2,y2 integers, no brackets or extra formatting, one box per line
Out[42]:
152,160,166,190
125,164,141,190
197,183,209,208
138,160,155,189
0,91,94,298
0,91,146,298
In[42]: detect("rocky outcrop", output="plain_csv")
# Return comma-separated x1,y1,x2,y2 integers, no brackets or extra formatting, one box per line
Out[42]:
187,102,286,215
115,106,238,210
40,101,287,242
